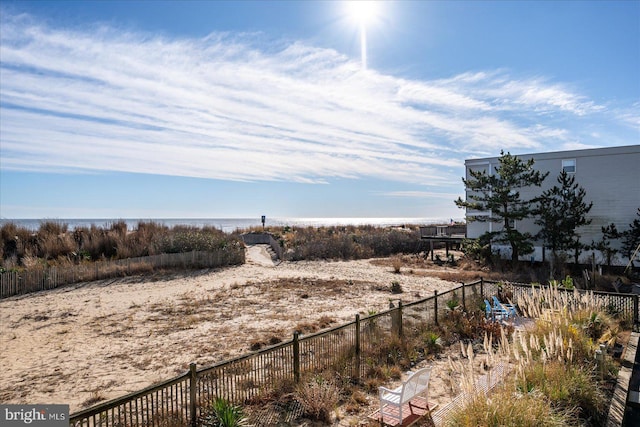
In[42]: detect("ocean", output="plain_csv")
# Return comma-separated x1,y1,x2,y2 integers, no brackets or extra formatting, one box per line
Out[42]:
0,217,453,233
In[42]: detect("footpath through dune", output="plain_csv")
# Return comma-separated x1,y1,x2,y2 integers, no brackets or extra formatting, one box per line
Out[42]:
245,244,276,267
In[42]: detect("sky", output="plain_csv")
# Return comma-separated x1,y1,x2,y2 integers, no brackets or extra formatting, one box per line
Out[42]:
1,0,638,221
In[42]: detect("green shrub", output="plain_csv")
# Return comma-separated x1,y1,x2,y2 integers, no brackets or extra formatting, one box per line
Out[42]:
201,398,248,427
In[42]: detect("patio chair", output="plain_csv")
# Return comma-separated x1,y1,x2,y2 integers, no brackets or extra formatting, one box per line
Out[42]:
484,299,509,321
492,296,517,318
379,367,432,425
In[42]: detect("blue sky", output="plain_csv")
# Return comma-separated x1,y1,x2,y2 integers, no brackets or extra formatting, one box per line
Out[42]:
1,1,638,221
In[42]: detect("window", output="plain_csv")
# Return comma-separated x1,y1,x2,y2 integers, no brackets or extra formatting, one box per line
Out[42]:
562,159,576,174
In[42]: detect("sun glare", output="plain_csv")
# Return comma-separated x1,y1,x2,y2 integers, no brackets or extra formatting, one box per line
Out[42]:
346,1,380,25
345,1,382,70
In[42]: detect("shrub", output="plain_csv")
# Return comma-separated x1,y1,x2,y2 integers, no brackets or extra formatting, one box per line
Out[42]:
201,398,248,427
391,256,403,273
295,376,340,423
519,361,607,425
282,225,428,261
0,221,243,272
448,387,571,426
390,280,403,294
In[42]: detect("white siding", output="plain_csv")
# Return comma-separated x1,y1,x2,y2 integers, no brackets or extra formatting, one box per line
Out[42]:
463,145,640,265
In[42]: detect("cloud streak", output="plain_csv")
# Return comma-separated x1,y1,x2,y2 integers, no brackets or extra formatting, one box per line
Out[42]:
0,12,633,189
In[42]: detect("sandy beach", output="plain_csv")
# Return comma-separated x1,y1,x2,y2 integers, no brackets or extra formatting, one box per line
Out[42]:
0,246,466,419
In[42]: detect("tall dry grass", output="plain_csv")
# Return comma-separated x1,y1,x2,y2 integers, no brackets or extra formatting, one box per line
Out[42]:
448,285,617,426
0,221,243,270
272,225,431,261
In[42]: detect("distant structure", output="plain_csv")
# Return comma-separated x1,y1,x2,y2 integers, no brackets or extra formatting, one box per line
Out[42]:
419,223,467,261
461,145,640,265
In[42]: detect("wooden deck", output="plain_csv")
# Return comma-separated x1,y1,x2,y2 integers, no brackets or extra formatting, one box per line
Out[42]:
368,396,431,426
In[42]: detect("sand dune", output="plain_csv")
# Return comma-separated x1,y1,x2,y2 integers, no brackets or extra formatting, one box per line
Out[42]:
0,250,460,415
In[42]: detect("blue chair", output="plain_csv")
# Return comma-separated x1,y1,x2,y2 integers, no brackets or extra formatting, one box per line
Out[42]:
492,296,517,318
484,299,509,321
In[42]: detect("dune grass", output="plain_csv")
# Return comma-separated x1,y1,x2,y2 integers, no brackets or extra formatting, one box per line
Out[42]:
448,285,620,427
0,220,243,270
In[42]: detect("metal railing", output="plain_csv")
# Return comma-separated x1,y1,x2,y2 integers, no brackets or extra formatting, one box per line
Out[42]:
68,278,639,427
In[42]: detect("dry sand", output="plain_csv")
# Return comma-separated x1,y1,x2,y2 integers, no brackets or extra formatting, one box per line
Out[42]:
0,246,469,420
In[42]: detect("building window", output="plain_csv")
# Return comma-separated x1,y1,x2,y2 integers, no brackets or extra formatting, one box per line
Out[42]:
562,159,576,174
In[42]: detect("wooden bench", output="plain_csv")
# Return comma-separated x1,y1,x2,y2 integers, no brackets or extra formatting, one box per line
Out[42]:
378,367,432,426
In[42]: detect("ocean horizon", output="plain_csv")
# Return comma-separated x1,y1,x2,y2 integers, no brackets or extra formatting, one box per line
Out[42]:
0,217,458,233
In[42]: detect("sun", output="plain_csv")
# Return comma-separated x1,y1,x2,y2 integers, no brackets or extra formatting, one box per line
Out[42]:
344,1,383,70
346,1,381,25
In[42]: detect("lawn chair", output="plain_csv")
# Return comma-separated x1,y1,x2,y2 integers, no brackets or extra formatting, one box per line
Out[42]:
492,296,517,318
379,367,431,425
484,299,509,321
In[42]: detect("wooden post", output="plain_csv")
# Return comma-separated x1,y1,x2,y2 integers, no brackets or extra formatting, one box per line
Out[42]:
461,283,466,312
434,290,439,326
189,363,197,427
634,295,639,327
293,332,300,383
355,314,361,381
430,240,434,261
480,277,484,299
591,253,596,289
398,301,403,338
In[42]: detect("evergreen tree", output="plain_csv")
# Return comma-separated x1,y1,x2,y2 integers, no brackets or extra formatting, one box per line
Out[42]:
592,223,620,269
535,170,593,266
621,208,640,267
455,151,548,262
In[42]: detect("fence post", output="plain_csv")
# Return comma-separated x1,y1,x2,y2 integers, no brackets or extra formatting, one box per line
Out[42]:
480,277,484,299
189,363,197,427
461,282,466,312
293,332,300,383
398,301,403,338
634,295,639,327
434,290,439,326
355,314,361,381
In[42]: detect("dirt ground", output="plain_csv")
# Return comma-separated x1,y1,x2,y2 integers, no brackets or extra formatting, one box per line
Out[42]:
0,247,482,421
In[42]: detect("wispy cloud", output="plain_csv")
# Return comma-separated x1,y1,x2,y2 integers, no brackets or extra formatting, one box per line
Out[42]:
0,11,632,188
378,191,464,199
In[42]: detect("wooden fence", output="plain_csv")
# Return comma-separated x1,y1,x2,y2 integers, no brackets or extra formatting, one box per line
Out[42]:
0,249,245,299
68,279,639,427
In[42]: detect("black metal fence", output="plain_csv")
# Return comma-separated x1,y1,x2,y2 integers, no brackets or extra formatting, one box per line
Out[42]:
69,279,639,427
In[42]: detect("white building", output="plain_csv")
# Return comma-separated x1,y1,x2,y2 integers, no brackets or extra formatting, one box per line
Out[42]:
463,145,640,265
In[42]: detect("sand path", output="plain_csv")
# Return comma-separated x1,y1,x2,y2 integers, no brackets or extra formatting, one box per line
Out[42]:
0,253,458,413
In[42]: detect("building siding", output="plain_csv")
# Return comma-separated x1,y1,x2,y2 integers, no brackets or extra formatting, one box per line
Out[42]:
463,145,640,265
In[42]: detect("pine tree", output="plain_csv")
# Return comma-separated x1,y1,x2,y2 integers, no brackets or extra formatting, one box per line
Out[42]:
455,151,548,262
592,223,620,269
535,170,593,266
621,208,640,267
